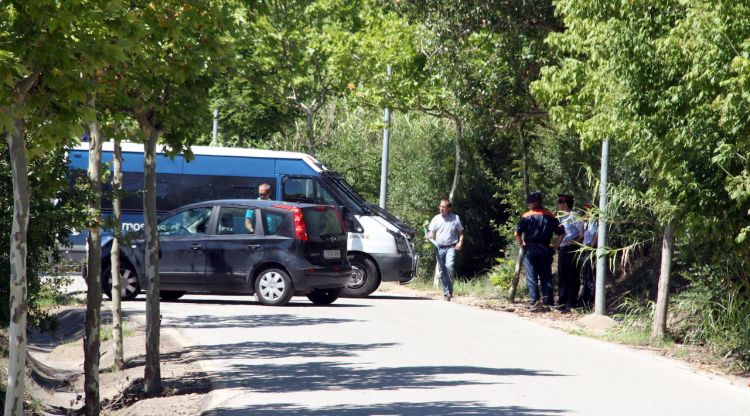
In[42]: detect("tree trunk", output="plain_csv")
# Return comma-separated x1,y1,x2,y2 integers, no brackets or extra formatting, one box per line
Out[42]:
83,93,103,415
141,125,161,396
651,222,676,342
4,105,31,416
518,122,530,198
111,138,124,371
448,116,462,203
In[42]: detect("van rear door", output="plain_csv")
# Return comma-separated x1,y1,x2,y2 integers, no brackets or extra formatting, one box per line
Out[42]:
302,206,347,266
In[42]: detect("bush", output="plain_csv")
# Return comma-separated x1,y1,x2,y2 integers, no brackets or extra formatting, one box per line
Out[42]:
671,278,750,371
0,145,87,328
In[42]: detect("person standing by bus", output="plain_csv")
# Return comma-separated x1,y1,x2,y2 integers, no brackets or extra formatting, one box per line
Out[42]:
427,199,464,301
515,191,564,309
245,183,273,233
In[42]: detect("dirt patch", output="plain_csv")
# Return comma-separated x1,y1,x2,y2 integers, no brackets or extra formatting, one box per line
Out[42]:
27,306,211,415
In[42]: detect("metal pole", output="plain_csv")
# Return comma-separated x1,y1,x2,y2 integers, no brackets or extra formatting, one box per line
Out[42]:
595,138,609,315
211,109,219,146
379,65,392,209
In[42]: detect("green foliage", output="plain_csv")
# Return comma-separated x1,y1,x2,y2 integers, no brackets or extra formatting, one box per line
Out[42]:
671,268,750,370
0,144,87,327
487,256,516,291
251,98,505,276
533,0,750,360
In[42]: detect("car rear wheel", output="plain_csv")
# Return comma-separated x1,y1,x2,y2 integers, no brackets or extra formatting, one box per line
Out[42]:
102,264,140,301
342,254,379,297
255,268,294,306
160,291,185,301
307,288,341,305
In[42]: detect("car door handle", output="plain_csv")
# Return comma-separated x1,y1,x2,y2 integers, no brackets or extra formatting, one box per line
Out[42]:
191,243,203,250
247,244,261,250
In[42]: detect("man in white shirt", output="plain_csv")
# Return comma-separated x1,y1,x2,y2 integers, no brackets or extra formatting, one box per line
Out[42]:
556,194,583,312
427,199,464,301
579,203,598,307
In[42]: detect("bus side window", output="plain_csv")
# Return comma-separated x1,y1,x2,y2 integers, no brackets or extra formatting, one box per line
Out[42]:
282,178,315,204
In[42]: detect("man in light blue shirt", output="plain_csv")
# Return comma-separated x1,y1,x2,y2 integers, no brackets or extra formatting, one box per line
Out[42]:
427,199,464,301
557,194,583,311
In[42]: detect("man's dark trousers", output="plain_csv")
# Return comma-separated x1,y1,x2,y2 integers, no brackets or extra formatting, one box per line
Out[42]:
578,249,595,308
557,245,579,308
523,243,553,305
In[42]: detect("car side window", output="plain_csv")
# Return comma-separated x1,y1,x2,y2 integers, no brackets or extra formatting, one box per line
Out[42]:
217,207,257,235
260,209,292,237
158,207,212,236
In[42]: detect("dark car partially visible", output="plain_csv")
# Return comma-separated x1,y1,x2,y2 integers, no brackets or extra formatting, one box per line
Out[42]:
100,199,351,306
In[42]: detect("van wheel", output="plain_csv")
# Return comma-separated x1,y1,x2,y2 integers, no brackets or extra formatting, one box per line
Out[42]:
255,268,294,306
160,291,185,301
307,288,341,305
102,265,140,301
342,255,379,297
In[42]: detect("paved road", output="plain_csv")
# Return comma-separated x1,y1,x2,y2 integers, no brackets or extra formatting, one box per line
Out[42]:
122,289,750,416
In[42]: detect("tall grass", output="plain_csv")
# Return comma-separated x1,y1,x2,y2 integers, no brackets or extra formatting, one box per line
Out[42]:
671,283,750,371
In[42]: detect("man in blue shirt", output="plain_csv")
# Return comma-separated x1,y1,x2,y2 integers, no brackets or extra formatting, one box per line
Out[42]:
245,183,273,233
427,199,464,301
515,191,564,308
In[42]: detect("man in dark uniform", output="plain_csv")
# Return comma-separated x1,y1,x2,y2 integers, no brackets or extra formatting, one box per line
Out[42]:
514,191,564,308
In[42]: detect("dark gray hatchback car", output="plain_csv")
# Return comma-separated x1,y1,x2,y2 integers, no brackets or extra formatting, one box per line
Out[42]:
101,199,352,306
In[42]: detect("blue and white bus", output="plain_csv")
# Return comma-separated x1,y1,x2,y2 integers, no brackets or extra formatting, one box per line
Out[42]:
67,142,419,296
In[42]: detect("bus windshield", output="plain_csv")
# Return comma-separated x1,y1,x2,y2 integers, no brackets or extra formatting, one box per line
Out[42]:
319,171,369,215
320,171,415,236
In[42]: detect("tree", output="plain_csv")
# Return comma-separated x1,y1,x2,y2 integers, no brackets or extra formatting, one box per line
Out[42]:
213,0,386,153
83,91,105,415
0,2,99,413
533,0,750,341
110,134,125,371
0,1,97,415
110,0,234,395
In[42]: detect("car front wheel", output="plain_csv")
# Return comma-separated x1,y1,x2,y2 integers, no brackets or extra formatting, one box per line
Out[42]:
102,264,140,301
255,268,294,306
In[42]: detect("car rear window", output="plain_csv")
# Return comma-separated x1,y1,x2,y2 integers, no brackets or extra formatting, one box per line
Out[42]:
302,207,345,240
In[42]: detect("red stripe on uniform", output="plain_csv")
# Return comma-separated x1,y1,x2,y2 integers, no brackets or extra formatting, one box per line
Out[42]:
522,209,556,219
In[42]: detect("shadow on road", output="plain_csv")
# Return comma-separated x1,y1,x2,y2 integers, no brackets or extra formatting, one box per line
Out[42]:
203,361,565,393
163,313,358,329
183,341,397,360
29,308,114,353
363,294,431,300
202,401,568,415
128,296,371,308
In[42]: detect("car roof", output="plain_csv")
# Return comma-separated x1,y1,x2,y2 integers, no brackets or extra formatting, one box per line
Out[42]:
180,199,333,210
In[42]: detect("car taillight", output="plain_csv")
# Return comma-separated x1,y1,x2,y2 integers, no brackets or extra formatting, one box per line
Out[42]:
273,204,309,241
292,207,308,241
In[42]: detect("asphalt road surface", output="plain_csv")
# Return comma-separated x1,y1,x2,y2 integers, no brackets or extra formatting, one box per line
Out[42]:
121,289,750,416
